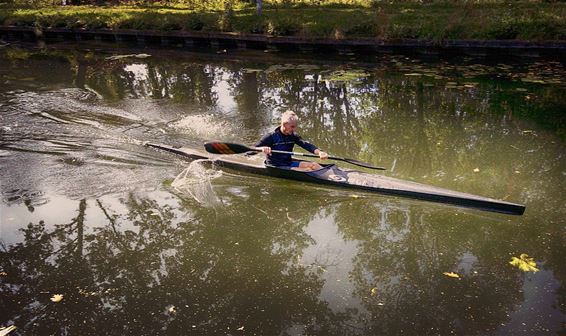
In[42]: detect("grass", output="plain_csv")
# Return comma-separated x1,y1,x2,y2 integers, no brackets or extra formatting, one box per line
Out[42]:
0,2,565,41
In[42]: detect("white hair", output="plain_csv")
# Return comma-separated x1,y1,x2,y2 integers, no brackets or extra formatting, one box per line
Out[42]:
281,110,298,124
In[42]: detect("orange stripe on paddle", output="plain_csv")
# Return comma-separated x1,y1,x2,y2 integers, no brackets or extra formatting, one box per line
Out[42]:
213,143,234,154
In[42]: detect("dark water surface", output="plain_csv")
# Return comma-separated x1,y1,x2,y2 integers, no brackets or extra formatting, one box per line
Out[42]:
1,43,565,335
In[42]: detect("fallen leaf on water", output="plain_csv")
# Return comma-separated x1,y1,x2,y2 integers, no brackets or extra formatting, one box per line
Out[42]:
106,54,151,61
443,272,460,278
509,254,539,272
370,287,378,296
0,326,17,336
50,294,64,302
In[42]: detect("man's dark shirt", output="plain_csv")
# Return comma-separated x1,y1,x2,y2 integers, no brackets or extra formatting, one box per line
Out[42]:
254,127,318,167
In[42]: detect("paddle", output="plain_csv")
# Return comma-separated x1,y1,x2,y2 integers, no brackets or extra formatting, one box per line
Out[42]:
204,141,386,170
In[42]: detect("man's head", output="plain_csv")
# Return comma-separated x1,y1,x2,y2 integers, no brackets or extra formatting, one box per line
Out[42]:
280,110,298,135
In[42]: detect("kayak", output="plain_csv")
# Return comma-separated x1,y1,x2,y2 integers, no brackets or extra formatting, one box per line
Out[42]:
146,143,526,215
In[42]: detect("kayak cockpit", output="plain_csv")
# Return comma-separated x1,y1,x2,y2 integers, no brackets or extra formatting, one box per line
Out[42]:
264,160,336,173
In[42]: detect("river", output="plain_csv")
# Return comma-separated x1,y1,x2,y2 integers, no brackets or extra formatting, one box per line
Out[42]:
0,42,565,335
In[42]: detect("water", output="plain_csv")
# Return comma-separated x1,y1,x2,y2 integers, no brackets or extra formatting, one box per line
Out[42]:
0,42,565,335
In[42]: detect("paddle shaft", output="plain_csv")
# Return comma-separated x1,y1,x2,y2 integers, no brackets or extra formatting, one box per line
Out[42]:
204,142,385,170
252,148,385,170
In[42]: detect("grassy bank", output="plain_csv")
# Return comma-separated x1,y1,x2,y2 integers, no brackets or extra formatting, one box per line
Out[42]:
0,2,565,41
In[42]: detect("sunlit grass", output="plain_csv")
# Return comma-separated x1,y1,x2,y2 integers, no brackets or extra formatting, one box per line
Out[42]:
0,2,564,40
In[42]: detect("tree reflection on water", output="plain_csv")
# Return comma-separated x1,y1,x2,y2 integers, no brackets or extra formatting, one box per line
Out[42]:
2,187,564,335
1,190,354,335
1,46,565,335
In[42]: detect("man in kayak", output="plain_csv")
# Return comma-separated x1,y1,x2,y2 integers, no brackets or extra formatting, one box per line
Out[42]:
255,110,328,171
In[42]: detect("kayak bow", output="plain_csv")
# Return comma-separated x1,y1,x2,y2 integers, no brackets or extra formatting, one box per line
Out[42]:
146,143,525,216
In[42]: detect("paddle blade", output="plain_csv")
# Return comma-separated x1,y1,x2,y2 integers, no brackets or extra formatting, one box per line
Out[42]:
204,142,256,155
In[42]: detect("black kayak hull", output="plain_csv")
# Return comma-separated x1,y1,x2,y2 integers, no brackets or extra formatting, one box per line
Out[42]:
146,143,526,216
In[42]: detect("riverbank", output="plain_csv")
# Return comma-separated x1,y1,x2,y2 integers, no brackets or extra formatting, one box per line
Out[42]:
1,2,565,42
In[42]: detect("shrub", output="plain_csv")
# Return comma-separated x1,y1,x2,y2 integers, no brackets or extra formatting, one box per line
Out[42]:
266,17,300,36
231,12,266,34
486,22,518,39
186,15,205,30
345,20,377,37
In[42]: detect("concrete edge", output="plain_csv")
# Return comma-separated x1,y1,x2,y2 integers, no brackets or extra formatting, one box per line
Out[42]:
2,26,566,55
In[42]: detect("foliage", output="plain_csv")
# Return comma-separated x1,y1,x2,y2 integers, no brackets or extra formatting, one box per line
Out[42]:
0,2,565,40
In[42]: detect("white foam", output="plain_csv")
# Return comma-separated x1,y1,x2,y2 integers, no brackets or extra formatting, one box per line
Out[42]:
171,160,222,207
169,114,234,139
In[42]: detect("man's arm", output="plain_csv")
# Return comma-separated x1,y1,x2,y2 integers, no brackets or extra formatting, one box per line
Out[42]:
252,132,274,155
295,135,328,159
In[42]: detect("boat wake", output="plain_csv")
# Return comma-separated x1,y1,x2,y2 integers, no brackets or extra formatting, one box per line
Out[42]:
172,160,223,207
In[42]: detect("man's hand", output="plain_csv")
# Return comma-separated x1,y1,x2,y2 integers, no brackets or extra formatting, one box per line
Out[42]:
258,146,271,155
315,149,328,160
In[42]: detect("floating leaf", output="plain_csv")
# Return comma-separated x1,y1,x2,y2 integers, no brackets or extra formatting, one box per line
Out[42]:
509,254,539,272
521,78,546,84
296,64,320,71
370,287,378,296
106,54,151,61
443,272,460,278
325,70,368,82
242,68,262,74
0,326,17,336
50,294,64,302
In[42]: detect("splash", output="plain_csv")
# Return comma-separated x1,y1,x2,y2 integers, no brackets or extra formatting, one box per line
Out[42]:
171,160,223,206
169,114,234,139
